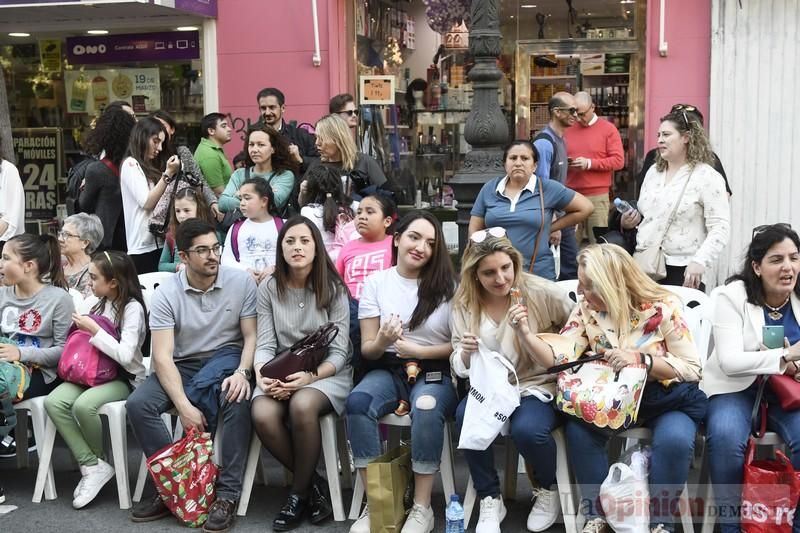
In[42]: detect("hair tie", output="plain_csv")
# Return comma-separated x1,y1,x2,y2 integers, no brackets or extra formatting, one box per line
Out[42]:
326,193,332,198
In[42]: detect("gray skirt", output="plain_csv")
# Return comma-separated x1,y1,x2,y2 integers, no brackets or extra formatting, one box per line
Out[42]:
252,365,353,415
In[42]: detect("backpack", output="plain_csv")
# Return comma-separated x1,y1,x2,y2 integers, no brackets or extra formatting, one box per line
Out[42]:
533,130,561,181
65,155,98,215
0,339,31,438
270,170,300,220
230,216,284,263
57,315,121,387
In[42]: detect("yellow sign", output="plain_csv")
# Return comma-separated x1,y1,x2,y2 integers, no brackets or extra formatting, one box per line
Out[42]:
359,76,395,106
39,40,62,73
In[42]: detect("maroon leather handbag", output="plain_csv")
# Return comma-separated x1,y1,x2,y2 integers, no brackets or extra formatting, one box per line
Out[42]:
769,374,800,411
259,322,339,381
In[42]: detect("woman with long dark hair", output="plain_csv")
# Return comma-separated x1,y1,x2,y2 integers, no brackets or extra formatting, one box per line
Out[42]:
703,223,800,532
251,216,352,531
346,211,457,533
120,117,180,273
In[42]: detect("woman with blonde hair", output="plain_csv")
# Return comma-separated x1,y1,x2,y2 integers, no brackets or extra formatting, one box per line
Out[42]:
622,109,730,289
451,229,572,533
525,243,706,533
301,114,386,201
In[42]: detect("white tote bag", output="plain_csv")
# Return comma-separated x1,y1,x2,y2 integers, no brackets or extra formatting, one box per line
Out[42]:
458,343,520,451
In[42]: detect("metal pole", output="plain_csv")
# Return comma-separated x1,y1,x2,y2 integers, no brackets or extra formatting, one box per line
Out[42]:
450,0,510,258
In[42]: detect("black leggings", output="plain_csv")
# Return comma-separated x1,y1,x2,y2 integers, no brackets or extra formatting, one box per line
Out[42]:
660,264,706,292
129,248,161,275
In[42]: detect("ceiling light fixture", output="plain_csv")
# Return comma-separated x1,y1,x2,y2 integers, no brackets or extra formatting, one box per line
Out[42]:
520,3,537,7
9,32,30,37
620,0,636,4
176,26,199,31
87,30,108,35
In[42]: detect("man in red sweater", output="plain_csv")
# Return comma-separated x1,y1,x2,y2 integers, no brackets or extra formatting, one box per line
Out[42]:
564,91,624,244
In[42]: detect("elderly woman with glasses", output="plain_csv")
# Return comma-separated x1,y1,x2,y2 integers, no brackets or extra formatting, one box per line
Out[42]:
621,109,730,289
469,139,593,281
59,213,104,297
703,223,800,533
451,231,571,533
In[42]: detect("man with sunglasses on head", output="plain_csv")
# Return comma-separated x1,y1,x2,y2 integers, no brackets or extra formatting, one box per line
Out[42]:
329,93,359,132
126,219,257,531
533,92,580,280
564,91,624,245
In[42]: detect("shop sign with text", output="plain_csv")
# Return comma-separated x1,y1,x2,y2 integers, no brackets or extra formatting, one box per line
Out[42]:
11,128,62,220
65,67,160,115
66,31,199,65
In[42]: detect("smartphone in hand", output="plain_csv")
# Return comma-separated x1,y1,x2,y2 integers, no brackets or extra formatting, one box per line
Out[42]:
763,325,785,349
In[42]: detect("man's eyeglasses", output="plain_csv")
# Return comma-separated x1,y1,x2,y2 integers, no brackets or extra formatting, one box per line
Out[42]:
752,223,793,239
470,227,507,243
555,107,578,116
338,109,360,117
58,231,82,240
184,244,224,258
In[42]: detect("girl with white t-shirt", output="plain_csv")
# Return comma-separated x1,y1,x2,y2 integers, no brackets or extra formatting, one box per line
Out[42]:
119,117,180,274
300,164,358,262
346,211,457,533
221,178,282,285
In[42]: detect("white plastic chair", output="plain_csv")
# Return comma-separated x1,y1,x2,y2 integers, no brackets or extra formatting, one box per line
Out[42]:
33,399,132,508
14,396,57,501
68,288,85,311
238,413,349,520
347,413,456,520
556,279,580,304
662,285,712,361
138,271,174,315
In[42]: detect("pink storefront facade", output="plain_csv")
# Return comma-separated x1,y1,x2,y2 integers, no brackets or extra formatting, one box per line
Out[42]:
214,0,714,164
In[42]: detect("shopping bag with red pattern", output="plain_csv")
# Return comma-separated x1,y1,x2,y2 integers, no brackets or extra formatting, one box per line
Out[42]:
741,439,800,532
147,428,218,527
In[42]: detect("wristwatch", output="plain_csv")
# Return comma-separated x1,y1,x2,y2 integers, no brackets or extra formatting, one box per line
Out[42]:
235,368,252,380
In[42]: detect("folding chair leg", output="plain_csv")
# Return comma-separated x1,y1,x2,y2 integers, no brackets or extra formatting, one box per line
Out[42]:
320,415,345,521
554,427,579,533
29,404,57,500
701,482,715,533
679,483,694,533
440,423,456,507
134,412,174,502
237,432,262,516
349,470,365,520
32,417,57,503
463,474,477,530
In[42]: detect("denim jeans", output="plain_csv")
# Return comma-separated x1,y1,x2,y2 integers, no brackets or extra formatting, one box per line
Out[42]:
346,369,457,474
558,225,578,281
706,386,800,533
455,394,561,499
566,410,698,530
126,353,252,500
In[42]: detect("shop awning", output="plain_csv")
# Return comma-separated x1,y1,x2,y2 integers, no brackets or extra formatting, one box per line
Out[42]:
0,0,216,37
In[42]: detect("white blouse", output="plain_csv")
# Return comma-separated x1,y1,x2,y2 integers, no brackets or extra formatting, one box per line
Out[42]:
120,157,158,254
636,162,730,269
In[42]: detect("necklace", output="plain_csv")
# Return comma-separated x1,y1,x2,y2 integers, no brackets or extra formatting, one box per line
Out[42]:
765,295,791,320
292,288,306,309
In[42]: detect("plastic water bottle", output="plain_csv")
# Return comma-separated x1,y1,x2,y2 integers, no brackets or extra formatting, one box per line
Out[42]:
613,197,634,214
445,494,465,533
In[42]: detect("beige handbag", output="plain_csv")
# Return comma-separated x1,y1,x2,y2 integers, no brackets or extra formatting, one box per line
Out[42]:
633,171,693,280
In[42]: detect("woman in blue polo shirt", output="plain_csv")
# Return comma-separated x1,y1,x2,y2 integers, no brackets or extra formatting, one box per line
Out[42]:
469,140,593,280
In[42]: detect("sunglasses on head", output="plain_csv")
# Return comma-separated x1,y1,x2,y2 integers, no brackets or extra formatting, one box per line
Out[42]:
752,223,793,239
671,104,697,113
555,107,578,116
470,227,507,243
339,109,359,117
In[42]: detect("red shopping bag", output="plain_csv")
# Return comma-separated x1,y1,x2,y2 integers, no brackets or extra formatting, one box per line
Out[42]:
741,439,800,532
147,428,218,527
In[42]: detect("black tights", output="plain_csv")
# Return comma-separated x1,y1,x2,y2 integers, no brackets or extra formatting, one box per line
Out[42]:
251,388,333,498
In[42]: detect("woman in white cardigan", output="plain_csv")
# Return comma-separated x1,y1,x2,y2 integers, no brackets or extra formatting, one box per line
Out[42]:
702,223,800,533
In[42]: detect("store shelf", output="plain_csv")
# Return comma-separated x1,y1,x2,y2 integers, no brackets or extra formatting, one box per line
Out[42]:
581,72,629,76
530,75,577,81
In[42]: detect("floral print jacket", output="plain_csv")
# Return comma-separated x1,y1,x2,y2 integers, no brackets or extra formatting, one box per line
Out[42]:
541,296,702,385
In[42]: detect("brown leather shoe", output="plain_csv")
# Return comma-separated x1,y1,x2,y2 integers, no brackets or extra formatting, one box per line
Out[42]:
203,498,237,532
130,491,170,522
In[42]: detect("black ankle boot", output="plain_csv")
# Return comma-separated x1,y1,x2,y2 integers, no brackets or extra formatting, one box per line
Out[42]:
272,493,307,531
309,474,332,525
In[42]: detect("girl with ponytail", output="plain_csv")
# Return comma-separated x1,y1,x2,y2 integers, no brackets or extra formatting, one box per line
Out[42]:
0,233,75,400
300,164,358,262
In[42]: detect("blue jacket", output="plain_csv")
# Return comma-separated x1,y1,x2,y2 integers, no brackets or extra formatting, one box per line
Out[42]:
184,346,241,432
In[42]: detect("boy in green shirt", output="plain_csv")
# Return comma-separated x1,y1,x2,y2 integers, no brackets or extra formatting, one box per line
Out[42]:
194,112,233,195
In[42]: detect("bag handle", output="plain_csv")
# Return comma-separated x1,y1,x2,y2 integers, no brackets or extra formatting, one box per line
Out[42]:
654,168,694,249
528,177,546,273
751,376,768,438
545,353,605,374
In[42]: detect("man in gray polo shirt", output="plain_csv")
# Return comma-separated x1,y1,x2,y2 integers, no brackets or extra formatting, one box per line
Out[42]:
127,219,257,532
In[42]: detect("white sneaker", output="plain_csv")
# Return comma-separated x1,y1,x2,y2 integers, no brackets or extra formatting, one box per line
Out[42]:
582,517,609,533
476,496,507,533
401,503,434,533
349,504,370,533
527,487,561,531
72,459,114,509
74,465,89,499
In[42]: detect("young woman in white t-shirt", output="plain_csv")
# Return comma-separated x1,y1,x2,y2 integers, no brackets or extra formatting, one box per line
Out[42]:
119,117,180,274
346,211,457,533
299,164,358,262
221,178,281,285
